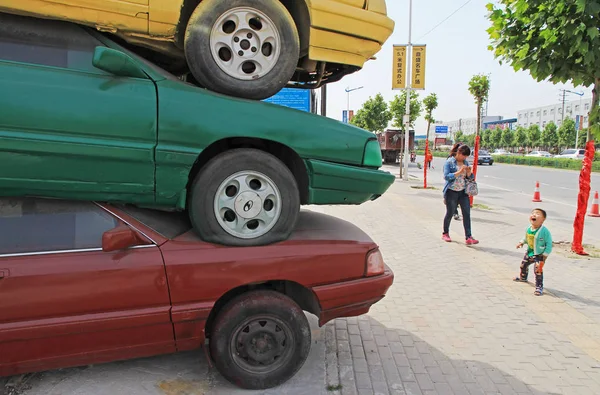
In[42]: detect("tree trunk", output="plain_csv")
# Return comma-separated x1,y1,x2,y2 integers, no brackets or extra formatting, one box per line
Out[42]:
572,80,598,255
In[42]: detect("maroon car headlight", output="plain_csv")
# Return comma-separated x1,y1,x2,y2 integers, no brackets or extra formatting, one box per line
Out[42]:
365,248,385,277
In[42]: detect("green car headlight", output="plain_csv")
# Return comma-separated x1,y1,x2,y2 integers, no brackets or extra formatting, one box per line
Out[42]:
363,139,382,167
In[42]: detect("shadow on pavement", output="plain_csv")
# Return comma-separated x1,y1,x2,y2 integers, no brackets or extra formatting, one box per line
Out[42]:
473,246,523,259
2,314,326,395
546,288,600,308
326,315,555,395
471,217,512,226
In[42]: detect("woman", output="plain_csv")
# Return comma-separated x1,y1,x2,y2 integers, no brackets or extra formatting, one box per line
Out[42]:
446,143,461,221
442,144,479,245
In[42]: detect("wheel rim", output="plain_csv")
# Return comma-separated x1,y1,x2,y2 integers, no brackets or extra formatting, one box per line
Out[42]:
230,315,295,374
214,170,282,239
209,7,282,81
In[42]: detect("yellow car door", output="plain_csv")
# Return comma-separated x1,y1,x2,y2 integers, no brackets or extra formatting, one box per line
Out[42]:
0,0,149,34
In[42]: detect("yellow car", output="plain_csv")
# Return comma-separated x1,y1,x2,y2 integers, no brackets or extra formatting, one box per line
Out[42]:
0,0,394,100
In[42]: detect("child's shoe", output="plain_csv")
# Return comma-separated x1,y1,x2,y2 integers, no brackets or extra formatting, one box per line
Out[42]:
534,287,543,296
442,233,452,242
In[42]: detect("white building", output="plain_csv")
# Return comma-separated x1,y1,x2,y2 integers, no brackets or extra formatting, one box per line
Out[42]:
431,116,503,137
517,97,592,129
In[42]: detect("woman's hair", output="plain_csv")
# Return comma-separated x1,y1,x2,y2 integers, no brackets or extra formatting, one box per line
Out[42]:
448,142,461,158
457,144,471,157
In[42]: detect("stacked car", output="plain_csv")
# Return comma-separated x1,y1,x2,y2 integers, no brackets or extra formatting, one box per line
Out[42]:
0,1,396,390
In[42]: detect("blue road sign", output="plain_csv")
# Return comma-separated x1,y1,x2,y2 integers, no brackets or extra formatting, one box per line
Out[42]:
435,125,449,134
263,88,311,112
342,110,348,123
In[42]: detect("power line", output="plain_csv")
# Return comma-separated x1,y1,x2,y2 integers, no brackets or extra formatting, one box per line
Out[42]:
416,0,474,41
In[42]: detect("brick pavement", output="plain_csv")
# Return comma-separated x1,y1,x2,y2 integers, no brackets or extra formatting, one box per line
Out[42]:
5,165,600,395
316,172,600,395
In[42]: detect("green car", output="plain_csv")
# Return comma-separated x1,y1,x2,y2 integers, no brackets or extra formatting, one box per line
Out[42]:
0,13,394,246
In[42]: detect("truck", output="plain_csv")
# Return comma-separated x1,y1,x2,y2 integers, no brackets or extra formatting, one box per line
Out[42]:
377,129,415,164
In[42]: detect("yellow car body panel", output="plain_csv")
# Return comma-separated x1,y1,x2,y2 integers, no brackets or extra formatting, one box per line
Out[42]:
0,0,394,68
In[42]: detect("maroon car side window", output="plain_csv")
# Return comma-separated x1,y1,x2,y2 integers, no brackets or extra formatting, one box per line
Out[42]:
0,198,118,255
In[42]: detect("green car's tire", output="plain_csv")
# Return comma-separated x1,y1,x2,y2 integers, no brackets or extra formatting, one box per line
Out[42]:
189,149,300,246
184,0,300,100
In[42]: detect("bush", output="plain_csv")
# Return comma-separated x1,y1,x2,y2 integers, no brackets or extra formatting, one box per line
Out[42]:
492,155,600,172
415,150,600,172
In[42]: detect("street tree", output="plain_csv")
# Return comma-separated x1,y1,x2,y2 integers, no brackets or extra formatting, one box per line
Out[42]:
513,126,528,150
487,0,600,142
501,128,513,148
578,129,588,148
481,129,493,148
558,118,577,149
454,130,464,144
487,0,600,255
389,91,422,131
468,74,491,139
463,134,475,147
423,93,439,145
350,93,392,133
527,124,541,148
491,128,502,148
541,122,559,152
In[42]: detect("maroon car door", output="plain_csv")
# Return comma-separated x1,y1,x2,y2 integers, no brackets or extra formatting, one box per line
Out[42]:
0,198,174,376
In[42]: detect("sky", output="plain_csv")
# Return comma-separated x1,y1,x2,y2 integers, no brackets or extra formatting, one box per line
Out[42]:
322,0,594,133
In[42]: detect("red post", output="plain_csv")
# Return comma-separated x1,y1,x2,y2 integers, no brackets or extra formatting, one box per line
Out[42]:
424,140,429,188
572,140,596,255
469,135,480,207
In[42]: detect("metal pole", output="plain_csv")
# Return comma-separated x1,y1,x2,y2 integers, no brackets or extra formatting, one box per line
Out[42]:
320,85,327,117
402,0,413,181
347,87,350,121
575,95,582,148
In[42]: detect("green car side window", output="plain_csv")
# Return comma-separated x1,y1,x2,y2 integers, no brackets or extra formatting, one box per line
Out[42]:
0,12,109,75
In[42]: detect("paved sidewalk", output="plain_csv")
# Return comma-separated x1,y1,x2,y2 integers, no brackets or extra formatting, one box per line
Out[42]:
5,164,600,395
316,171,600,395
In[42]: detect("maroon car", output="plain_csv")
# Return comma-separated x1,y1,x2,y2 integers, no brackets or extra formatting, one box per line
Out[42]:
0,197,393,389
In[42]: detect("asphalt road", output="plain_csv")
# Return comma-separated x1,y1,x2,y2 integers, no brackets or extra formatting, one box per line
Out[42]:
383,156,600,246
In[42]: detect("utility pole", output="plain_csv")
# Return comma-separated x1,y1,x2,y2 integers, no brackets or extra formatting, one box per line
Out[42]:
559,89,585,147
344,86,363,123
561,89,566,124
320,85,327,117
402,0,413,182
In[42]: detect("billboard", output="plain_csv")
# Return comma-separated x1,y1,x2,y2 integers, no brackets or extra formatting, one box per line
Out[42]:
435,125,448,134
263,88,311,112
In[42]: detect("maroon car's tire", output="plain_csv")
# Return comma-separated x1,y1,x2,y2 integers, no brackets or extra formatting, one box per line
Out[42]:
209,290,311,389
184,0,300,100
188,148,300,246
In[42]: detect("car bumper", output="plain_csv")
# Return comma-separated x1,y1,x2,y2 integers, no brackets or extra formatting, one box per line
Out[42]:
305,159,395,205
308,2,395,67
313,267,394,326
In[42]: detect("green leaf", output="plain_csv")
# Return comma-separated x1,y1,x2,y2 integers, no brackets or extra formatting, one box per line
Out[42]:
576,0,586,13
486,3,494,11
588,27,599,40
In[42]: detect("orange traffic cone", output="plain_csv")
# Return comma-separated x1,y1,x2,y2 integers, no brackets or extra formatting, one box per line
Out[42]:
532,181,542,202
589,191,600,217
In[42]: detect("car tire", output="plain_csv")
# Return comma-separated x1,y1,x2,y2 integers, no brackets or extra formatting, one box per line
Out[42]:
188,148,300,246
210,290,311,389
489,161,493,165
184,0,300,100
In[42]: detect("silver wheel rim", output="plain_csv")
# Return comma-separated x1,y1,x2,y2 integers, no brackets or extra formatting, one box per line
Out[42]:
214,170,282,239
209,7,281,80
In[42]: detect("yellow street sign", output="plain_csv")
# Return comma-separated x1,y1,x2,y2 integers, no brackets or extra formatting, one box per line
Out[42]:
392,45,407,90
411,45,426,90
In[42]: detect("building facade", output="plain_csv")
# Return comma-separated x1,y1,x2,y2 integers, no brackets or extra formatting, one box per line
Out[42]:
517,97,592,129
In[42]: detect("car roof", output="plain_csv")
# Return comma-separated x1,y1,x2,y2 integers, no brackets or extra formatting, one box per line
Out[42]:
108,205,376,247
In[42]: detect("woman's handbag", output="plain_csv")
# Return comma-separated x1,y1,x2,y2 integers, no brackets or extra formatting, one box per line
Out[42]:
465,178,479,196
